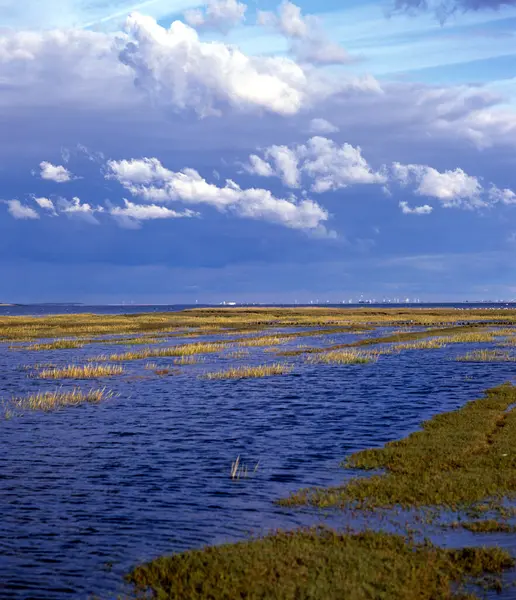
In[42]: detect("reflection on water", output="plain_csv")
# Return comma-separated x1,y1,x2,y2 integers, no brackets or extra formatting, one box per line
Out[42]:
1,317,516,598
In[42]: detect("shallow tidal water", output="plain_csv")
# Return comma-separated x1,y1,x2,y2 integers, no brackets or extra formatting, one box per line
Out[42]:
1,325,516,599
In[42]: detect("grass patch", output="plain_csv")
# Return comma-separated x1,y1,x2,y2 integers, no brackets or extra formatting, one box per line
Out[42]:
37,364,123,379
10,387,113,411
203,363,293,380
94,342,224,362
456,350,516,362
24,339,86,351
307,350,378,365
453,520,516,533
126,527,514,600
280,384,516,513
392,339,447,351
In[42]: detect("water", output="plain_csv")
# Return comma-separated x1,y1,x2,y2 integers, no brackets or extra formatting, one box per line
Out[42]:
1,318,516,598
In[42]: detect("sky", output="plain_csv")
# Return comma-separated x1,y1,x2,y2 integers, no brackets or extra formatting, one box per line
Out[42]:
0,0,515,303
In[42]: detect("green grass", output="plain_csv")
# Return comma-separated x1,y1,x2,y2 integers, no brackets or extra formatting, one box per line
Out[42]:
203,363,293,380
453,520,516,533
126,527,513,600
280,384,516,512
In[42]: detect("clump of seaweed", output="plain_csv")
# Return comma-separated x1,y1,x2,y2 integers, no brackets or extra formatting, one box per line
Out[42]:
11,387,113,411
37,364,123,379
203,363,292,380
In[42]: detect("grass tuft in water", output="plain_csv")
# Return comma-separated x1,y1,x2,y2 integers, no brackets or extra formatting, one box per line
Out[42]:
307,350,378,365
37,364,123,379
11,387,113,411
24,339,86,351
456,350,516,362
203,363,292,380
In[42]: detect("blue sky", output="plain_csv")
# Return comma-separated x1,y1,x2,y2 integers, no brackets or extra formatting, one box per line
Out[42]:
0,0,515,303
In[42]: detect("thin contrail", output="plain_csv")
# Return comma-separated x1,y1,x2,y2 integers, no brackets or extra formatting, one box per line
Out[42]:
79,0,172,29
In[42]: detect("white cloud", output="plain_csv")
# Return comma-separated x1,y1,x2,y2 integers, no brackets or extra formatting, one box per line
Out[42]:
246,136,386,192
257,1,352,65
392,163,484,208
106,157,331,234
308,118,339,134
263,145,301,188
121,12,308,116
39,161,73,183
57,196,103,224
399,201,433,215
184,0,246,31
246,155,275,178
4,199,39,220
488,185,516,205
110,199,198,223
32,196,56,213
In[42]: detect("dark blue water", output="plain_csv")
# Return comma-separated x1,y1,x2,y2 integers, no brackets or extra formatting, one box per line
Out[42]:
1,324,516,599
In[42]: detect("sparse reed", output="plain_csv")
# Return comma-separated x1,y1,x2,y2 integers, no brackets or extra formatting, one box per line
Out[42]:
456,350,516,363
237,336,290,347
11,387,113,411
204,363,293,380
224,350,250,359
230,456,260,479
37,364,124,379
173,356,198,365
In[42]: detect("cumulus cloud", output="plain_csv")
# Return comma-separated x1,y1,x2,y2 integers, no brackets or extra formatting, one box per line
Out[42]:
120,12,308,116
392,0,516,22
106,157,331,234
4,199,39,220
245,136,386,192
391,163,484,208
39,161,73,183
184,0,246,31
399,201,433,215
257,1,352,65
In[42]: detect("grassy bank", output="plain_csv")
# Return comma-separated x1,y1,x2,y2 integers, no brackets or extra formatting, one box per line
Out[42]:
127,527,513,600
280,384,516,513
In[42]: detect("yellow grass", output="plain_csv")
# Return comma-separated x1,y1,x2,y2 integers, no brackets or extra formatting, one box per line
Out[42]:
237,336,290,347
24,339,85,351
38,364,124,379
203,363,293,380
456,350,516,363
93,342,225,362
391,339,447,351
1,307,514,343
307,350,378,365
12,387,113,411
